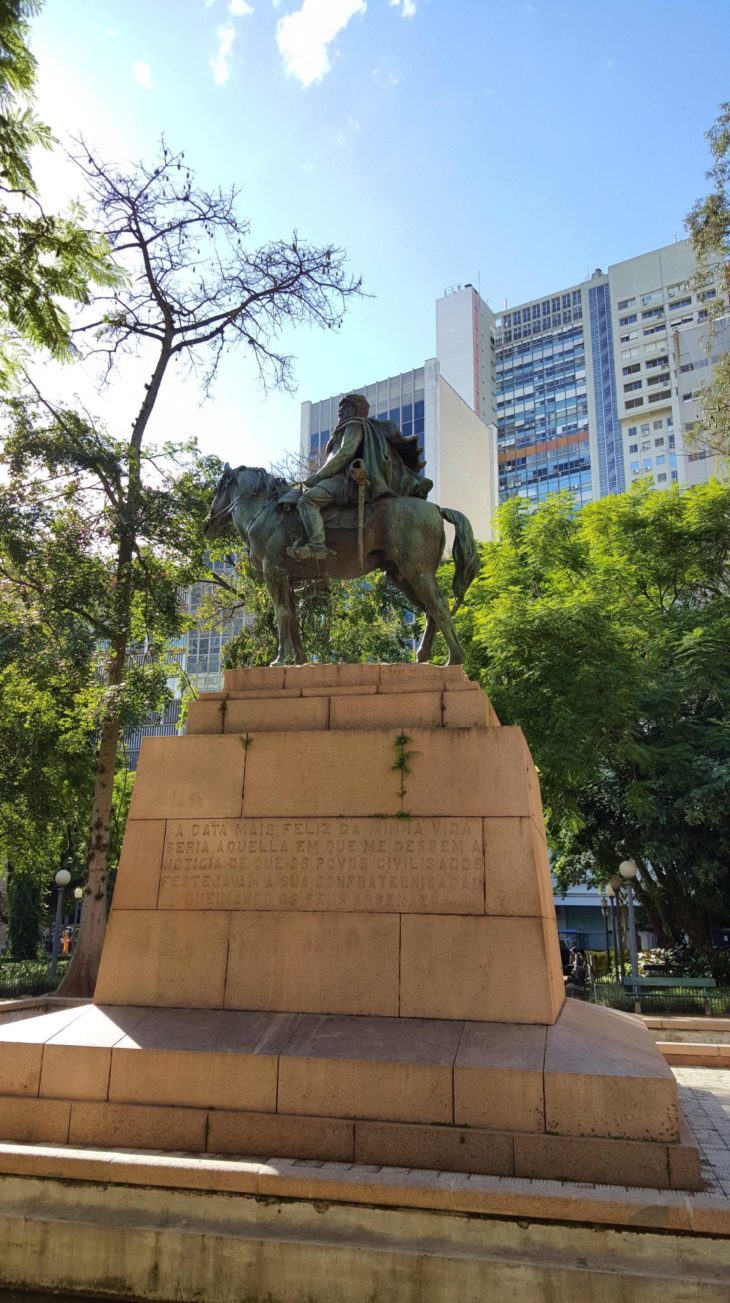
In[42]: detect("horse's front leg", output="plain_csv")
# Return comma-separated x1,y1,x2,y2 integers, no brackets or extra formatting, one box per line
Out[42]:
264,564,303,665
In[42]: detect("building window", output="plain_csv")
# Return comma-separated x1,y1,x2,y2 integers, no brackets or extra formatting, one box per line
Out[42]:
648,390,671,402
626,397,644,409
657,472,667,482
656,455,666,466
629,442,638,453
641,290,663,306
642,306,664,320
671,471,678,481
653,419,663,429
645,355,669,369
630,461,640,474
624,380,642,392
655,436,664,447
619,314,637,326
622,363,640,375
618,298,636,310
647,372,670,386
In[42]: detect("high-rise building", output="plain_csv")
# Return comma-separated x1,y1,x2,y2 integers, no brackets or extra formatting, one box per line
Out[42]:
436,240,726,509
300,358,499,542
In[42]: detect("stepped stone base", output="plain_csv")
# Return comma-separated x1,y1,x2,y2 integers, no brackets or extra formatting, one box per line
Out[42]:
0,999,700,1189
0,663,702,1190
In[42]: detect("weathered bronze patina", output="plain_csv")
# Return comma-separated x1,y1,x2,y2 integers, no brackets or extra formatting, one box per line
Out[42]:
203,395,480,665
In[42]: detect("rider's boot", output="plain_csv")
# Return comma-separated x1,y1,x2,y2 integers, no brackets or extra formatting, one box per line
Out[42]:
287,498,334,561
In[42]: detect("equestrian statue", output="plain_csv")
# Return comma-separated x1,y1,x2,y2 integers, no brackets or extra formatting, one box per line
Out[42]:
203,392,480,665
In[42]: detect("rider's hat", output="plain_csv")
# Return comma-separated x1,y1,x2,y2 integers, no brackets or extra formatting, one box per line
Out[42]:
340,392,370,417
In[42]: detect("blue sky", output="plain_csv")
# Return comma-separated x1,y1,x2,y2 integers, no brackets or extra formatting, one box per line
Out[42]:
30,0,730,469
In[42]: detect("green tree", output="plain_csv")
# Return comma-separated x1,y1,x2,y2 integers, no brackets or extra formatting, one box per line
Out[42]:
6,869,42,958
458,484,730,967
0,1,116,384
0,137,361,995
685,102,730,459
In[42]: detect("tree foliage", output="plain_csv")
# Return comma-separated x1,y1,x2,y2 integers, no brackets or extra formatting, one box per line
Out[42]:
685,102,730,459
458,484,730,965
0,1,116,384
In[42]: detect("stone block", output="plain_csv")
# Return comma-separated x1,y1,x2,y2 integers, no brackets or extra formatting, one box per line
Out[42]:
329,691,443,731
0,1044,41,1096
0,1096,70,1144
207,1110,355,1162
111,819,166,910
48,1004,151,1047
128,735,246,820
224,667,286,692
442,691,491,729
277,1014,461,1123
454,1022,546,1132
108,1046,277,1113
225,913,400,1016
483,817,546,917
542,916,566,1019
185,699,225,735
379,664,471,693
400,915,559,1023
68,1100,207,1151
278,1057,453,1124
514,1131,670,1189
668,1116,703,1190
39,1046,111,1102
401,727,538,818
242,731,402,817
224,695,329,734
301,685,377,696
284,663,382,690
544,1000,680,1142
0,1004,87,1044
354,1120,514,1176
242,726,537,820
94,910,230,1008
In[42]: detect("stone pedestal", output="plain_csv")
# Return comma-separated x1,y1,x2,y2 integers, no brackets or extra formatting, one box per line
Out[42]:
0,664,701,1189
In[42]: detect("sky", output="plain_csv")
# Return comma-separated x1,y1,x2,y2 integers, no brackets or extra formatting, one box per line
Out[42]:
27,0,730,470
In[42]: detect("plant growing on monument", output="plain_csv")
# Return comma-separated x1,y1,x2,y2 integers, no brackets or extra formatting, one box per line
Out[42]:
457,482,730,969
0,136,362,996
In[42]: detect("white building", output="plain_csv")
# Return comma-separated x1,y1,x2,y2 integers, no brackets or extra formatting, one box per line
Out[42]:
436,240,726,508
300,359,499,543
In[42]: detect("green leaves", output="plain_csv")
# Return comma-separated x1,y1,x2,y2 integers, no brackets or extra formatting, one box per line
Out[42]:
458,483,730,951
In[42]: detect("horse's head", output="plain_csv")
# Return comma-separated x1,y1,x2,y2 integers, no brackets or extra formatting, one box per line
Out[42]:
203,463,237,539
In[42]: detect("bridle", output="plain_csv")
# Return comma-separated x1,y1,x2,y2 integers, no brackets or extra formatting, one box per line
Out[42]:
207,467,280,536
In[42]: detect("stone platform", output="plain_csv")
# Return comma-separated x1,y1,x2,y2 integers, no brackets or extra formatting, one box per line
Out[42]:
0,663,702,1190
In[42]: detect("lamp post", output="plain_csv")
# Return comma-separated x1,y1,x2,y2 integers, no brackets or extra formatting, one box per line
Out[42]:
599,894,611,977
619,859,641,993
73,885,84,928
49,868,71,986
605,885,621,982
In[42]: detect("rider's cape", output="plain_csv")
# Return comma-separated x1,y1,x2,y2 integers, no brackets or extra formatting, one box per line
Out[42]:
323,417,432,501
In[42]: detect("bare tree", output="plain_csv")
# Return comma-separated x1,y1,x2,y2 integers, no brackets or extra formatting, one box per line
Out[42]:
52,139,361,995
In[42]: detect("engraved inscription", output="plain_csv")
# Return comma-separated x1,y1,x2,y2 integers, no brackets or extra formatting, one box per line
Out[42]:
158,817,484,914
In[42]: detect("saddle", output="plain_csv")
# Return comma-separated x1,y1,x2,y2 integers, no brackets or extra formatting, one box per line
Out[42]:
320,499,374,532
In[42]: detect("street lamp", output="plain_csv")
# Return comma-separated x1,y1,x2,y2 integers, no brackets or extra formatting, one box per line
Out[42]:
599,894,611,976
49,868,71,986
73,885,84,928
619,859,641,990
605,884,621,982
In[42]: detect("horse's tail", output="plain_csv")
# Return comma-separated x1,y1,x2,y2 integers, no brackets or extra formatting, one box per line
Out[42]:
439,507,481,612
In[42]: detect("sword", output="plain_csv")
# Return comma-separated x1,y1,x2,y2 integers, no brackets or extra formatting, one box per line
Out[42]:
349,459,370,570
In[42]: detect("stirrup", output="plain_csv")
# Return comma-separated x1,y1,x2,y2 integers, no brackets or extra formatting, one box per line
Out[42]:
286,543,335,561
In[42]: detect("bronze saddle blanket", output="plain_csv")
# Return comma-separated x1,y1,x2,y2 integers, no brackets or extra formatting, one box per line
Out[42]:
319,500,374,532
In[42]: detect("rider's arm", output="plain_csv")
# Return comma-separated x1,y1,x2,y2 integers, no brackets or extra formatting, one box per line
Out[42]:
304,423,361,486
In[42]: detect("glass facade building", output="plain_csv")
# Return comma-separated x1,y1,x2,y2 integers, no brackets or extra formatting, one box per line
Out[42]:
495,290,593,508
306,367,427,469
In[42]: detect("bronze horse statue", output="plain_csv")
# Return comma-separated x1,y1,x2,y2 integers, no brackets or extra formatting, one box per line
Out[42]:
203,464,480,665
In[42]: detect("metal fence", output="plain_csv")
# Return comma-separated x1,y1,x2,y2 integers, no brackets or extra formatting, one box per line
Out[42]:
573,981,730,1017
0,962,69,1000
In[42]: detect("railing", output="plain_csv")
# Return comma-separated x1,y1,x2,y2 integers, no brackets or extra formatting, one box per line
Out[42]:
0,960,70,1000
576,980,730,1017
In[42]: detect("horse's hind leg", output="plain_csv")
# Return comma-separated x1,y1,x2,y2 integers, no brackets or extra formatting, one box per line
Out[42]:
405,570,464,665
265,564,305,665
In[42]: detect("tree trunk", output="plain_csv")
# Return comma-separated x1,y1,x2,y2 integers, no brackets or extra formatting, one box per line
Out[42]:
57,711,121,996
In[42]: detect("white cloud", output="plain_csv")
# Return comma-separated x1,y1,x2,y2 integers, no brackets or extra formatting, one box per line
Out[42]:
229,0,253,12
390,0,416,17
210,23,236,83
276,0,367,88
132,60,153,89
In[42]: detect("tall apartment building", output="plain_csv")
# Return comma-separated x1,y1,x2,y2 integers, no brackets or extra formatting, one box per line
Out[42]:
300,359,499,543
436,240,725,508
